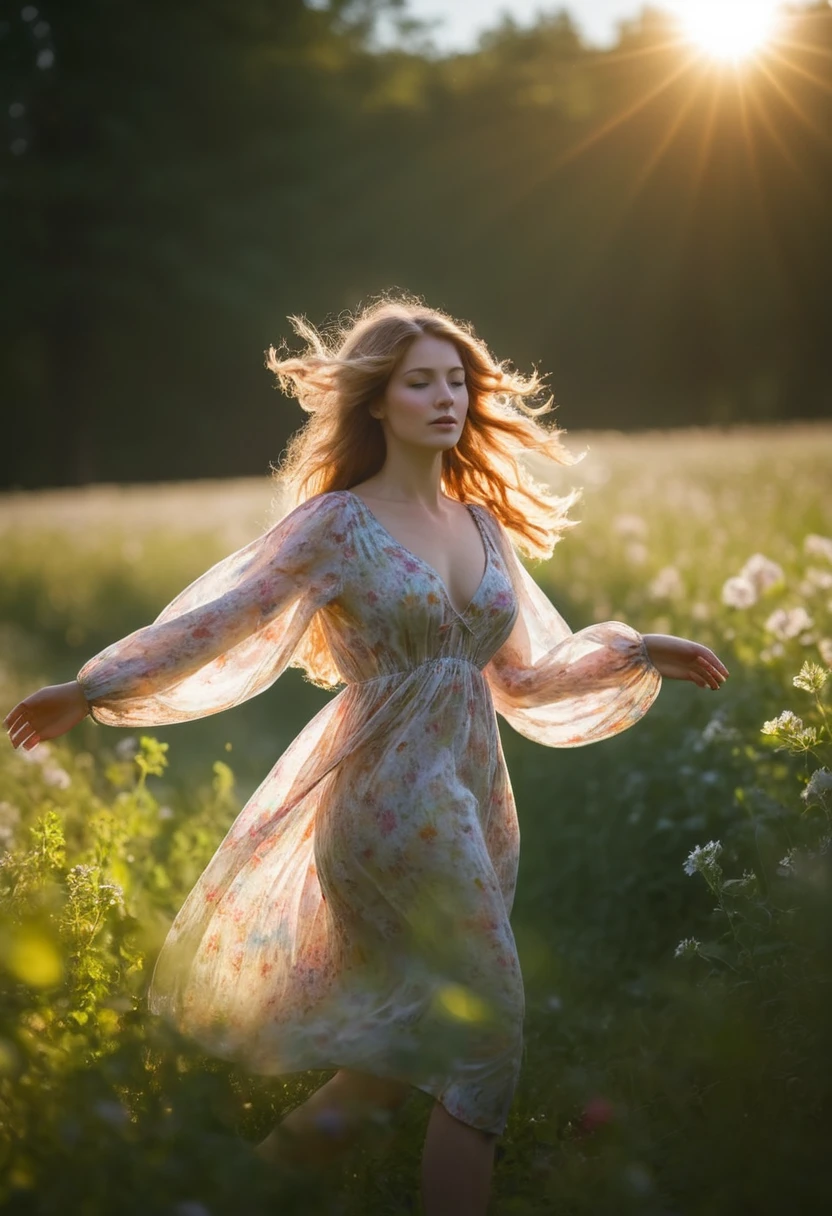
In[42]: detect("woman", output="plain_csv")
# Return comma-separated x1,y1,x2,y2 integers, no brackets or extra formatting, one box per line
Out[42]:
3,295,729,1215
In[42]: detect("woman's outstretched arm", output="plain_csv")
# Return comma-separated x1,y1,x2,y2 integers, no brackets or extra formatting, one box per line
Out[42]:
3,492,349,747
482,514,729,747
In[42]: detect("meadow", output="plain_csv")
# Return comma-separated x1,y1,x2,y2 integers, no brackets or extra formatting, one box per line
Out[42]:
1,422,831,1214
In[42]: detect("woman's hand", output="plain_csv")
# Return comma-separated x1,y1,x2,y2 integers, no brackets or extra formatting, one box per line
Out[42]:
3,681,91,751
642,633,730,690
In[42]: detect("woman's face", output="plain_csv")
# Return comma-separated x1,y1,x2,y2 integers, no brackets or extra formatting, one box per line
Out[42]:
372,334,468,451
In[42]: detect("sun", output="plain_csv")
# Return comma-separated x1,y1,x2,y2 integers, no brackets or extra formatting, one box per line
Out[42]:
674,1,781,62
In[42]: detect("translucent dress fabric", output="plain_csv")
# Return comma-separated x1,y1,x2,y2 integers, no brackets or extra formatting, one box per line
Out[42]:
77,489,662,1134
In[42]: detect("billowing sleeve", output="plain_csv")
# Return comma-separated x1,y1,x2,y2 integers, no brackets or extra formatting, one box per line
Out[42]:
483,515,662,747
76,492,346,727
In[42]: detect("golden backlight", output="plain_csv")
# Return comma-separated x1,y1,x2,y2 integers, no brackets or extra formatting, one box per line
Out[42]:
675,0,781,61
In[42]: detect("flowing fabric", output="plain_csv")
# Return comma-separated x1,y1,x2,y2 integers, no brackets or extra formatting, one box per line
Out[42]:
77,489,662,1134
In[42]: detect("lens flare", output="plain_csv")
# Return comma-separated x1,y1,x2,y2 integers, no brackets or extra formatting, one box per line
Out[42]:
675,0,781,61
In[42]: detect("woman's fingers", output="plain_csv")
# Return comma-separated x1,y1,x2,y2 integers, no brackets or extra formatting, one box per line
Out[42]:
3,704,27,732
8,719,34,749
695,655,727,689
4,700,40,749
699,649,730,678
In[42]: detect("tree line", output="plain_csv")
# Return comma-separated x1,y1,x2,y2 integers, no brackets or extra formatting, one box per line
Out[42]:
1,0,830,488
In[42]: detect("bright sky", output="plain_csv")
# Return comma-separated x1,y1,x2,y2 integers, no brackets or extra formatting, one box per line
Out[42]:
398,0,663,49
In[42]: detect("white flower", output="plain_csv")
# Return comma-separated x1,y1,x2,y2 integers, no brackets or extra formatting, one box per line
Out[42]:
818,638,832,668
721,576,757,609
683,839,723,877
778,848,799,876
804,533,832,564
793,661,828,693
802,768,832,808
805,567,832,591
0,801,20,850
739,553,784,595
765,607,814,640
41,764,71,789
613,514,647,538
761,711,818,748
700,712,740,746
115,736,140,760
626,541,648,566
674,937,702,958
760,642,785,663
761,710,803,735
649,565,684,600
17,741,53,765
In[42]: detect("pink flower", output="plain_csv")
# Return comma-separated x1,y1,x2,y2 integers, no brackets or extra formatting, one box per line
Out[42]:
574,1096,615,1136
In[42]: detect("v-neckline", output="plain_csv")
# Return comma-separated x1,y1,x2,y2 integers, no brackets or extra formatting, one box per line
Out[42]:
345,490,491,621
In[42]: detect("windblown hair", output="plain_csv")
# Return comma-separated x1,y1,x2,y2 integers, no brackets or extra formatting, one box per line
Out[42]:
265,291,585,686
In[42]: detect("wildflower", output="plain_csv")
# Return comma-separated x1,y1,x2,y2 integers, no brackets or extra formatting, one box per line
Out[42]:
700,711,740,746
573,1096,615,1137
793,661,828,693
739,553,784,595
613,514,647,538
777,848,799,876
97,881,125,910
802,768,832,808
115,736,140,760
817,638,832,668
760,642,785,663
0,801,20,850
804,533,832,563
765,607,814,640
683,839,723,877
649,566,684,600
761,710,819,749
804,567,832,591
41,763,71,789
674,937,702,959
736,869,758,893
17,741,52,765
721,576,757,609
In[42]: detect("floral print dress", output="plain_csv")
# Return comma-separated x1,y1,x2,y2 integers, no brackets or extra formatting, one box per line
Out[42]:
77,489,662,1135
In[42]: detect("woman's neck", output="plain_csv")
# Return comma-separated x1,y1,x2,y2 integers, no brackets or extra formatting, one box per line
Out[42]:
360,447,445,508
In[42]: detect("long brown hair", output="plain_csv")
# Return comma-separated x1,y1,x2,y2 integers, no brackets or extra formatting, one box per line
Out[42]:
266,291,584,560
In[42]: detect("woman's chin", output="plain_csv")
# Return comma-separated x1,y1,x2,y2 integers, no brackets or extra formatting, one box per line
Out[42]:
421,432,459,450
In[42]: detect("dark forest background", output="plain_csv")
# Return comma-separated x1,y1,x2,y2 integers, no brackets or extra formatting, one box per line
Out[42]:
2,0,830,490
